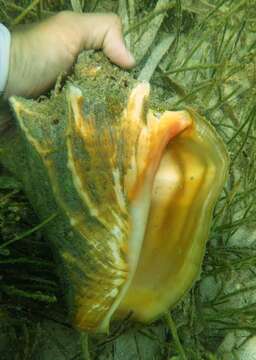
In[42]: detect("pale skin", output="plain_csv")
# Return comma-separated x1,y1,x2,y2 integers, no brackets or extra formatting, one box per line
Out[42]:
4,11,135,98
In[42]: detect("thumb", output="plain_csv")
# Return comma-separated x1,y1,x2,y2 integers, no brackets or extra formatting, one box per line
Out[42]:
100,16,135,69
76,13,135,69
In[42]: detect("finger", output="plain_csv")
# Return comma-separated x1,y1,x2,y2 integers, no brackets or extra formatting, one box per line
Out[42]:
101,15,135,69
77,13,135,69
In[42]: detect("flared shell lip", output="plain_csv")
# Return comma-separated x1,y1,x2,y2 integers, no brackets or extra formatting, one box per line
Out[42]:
115,106,230,326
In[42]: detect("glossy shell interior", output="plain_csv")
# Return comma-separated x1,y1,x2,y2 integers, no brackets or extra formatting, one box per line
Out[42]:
7,52,229,333
118,108,228,321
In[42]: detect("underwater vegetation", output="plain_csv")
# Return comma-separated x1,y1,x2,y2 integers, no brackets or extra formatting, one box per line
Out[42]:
0,0,255,359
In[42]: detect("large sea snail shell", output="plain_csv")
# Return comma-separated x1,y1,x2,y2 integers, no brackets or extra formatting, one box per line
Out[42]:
4,52,229,333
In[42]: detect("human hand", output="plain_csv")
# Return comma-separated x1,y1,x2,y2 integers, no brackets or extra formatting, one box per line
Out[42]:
4,11,135,98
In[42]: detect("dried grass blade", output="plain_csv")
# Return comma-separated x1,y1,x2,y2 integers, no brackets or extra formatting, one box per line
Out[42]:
70,0,83,13
138,35,174,81
133,0,175,63
118,0,131,49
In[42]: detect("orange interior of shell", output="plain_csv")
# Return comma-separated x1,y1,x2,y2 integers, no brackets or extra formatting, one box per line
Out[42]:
117,108,227,322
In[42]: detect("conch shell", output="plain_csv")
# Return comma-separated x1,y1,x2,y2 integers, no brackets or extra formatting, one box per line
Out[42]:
0,52,229,333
